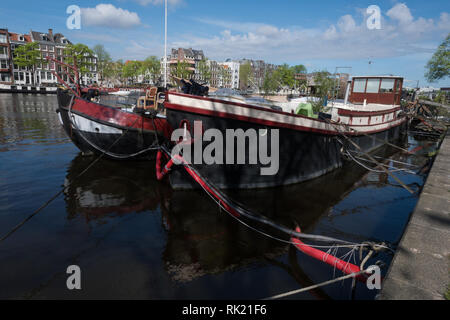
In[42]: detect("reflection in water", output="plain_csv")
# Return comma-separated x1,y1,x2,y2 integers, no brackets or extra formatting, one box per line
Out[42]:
0,93,433,299
62,145,421,299
63,155,170,223
0,94,66,146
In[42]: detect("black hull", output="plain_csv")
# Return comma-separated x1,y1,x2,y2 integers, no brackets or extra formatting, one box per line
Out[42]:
166,109,406,190
57,90,166,160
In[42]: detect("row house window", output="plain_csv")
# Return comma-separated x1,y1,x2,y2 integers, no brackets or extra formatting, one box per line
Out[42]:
0,59,9,69
12,64,27,71
0,46,8,56
14,72,25,81
40,71,53,80
0,72,11,82
0,34,7,43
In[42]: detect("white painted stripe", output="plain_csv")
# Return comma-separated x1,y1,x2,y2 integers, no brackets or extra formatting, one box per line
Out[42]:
70,113,123,134
169,94,405,134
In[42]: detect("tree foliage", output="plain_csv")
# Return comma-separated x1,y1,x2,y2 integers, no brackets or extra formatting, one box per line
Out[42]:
13,42,40,68
92,44,111,81
220,66,231,87
64,43,95,76
311,71,334,112
425,33,450,82
274,64,294,88
13,42,40,84
239,62,253,90
262,70,279,95
122,60,143,83
197,58,211,83
171,60,191,79
135,56,161,84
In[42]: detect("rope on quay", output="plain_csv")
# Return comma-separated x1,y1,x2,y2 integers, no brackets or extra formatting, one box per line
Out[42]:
0,97,143,243
263,268,372,300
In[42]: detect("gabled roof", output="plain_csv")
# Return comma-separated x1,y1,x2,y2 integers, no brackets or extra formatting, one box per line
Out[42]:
9,32,32,43
30,30,69,44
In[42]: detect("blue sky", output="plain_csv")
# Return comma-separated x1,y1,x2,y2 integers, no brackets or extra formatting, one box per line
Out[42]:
1,0,449,87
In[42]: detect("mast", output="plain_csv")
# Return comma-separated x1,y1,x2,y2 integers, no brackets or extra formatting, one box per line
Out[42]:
164,0,167,89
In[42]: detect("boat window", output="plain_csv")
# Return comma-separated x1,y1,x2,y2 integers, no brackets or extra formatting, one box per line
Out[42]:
353,78,366,93
380,79,395,93
366,78,380,93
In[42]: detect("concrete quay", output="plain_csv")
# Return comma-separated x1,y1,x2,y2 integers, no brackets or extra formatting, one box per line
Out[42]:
378,131,450,300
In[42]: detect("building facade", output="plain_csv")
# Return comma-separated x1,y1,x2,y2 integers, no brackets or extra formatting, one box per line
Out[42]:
0,29,13,84
168,48,205,82
219,61,240,89
237,59,276,91
1,28,98,86
9,32,33,85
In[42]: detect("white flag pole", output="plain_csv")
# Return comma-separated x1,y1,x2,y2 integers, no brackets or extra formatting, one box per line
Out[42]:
164,0,167,89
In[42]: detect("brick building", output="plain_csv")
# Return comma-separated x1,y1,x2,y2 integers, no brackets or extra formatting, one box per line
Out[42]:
0,29,13,84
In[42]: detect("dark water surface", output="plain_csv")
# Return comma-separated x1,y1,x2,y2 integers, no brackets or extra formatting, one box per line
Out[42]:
0,93,437,299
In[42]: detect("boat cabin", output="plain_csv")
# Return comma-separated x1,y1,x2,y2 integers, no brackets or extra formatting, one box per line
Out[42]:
348,76,403,106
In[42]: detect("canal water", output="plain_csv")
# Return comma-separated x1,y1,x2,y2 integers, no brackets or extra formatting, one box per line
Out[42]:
0,93,437,299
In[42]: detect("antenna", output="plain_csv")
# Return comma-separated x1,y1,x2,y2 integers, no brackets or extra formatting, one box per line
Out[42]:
164,0,168,89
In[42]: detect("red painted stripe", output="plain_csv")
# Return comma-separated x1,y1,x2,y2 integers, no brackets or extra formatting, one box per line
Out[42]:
71,97,173,138
338,107,401,117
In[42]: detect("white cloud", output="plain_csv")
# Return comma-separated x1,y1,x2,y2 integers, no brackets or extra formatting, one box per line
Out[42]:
81,4,141,29
337,15,357,33
386,3,413,24
175,4,449,63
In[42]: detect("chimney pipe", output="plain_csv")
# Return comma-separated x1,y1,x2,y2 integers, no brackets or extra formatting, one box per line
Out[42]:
48,28,53,40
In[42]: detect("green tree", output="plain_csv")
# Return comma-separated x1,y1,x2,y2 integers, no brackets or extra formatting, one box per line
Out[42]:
197,58,211,84
274,63,295,88
122,60,143,84
13,42,40,84
139,56,161,85
171,60,191,79
291,64,307,89
64,43,95,84
92,44,111,82
291,64,307,75
262,70,279,96
239,62,252,90
220,66,231,88
425,33,450,82
115,59,124,83
311,71,334,112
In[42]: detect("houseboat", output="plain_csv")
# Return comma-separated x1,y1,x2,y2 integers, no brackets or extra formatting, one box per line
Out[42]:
57,86,172,160
163,76,407,189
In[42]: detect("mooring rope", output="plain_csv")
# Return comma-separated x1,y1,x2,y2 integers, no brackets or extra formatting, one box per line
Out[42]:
158,146,394,254
342,150,418,175
263,268,373,300
323,118,415,194
0,102,142,243
68,96,161,159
